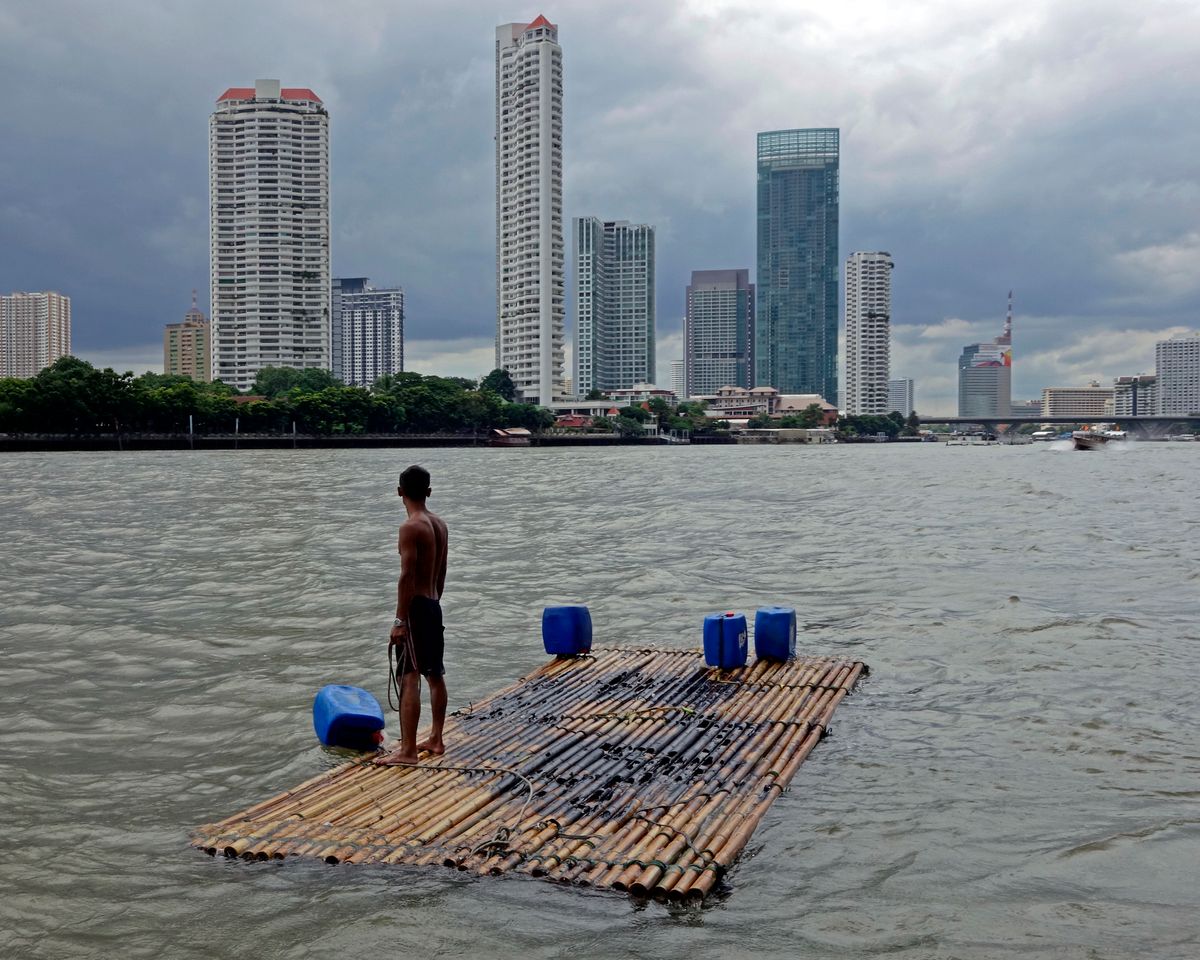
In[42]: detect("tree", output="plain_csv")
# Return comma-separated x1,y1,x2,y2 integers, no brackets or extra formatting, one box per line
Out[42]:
747,412,772,429
479,368,517,402
252,366,341,398
584,388,603,401
798,403,825,428
612,415,644,438
904,410,921,436
647,396,672,422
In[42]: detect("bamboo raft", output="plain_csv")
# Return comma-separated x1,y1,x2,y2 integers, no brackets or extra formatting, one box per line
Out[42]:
192,646,866,901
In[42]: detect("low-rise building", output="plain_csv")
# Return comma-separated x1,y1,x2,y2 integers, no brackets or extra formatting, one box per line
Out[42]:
1040,382,1113,418
692,385,837,425
596,383,676,405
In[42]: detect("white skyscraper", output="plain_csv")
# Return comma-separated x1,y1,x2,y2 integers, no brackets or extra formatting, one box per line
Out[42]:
844,252,894,415
495,16,564,404
573,218,655,395
0,291,71,378
332,278,404,387
210,80,330,391
1156,334,1200,415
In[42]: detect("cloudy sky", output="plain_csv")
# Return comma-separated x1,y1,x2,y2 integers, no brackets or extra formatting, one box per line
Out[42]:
2,0,1198,413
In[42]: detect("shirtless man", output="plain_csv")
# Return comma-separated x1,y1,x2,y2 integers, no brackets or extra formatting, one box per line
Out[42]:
378,464,449,765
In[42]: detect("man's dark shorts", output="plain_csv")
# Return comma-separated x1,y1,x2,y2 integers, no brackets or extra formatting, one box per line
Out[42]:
400,595,445,678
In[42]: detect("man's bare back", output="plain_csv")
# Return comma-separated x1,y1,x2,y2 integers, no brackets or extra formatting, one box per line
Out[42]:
378,465,450,766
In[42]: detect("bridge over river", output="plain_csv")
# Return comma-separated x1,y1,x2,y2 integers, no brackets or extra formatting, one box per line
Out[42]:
918,415,1200,440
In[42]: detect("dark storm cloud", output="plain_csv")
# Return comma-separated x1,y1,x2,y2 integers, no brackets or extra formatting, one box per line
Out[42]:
1,0,1197,410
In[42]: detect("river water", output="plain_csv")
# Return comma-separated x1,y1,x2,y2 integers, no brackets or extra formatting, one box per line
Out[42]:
2,443,1198,959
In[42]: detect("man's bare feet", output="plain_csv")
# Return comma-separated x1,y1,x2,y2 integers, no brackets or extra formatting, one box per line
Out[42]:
374,749,420,766
415,738,445,756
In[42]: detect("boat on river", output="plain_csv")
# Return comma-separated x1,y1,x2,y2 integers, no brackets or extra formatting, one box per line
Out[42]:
1072,424,1127,450
490,427,532,447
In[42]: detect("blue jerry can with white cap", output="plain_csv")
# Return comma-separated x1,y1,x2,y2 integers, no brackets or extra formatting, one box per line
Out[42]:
754,606,797,661
313,684,385,748
543,605,593,656
703,612,748,669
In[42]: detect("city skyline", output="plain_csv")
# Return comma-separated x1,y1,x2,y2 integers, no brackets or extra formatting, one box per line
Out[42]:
2,2,1198,412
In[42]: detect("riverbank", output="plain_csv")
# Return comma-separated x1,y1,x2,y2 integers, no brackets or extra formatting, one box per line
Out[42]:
0,432,737,451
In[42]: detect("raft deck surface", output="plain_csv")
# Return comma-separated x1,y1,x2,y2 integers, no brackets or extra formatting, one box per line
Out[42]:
193,647,866,901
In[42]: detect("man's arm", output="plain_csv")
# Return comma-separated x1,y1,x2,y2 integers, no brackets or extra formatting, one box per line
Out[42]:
435,523,448,599
397,523,419,621
391,523,419,644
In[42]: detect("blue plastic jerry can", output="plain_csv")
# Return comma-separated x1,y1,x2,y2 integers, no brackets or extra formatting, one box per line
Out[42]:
703,612,748,669
754,606,797,661
542,605,593,656
313,684,385,748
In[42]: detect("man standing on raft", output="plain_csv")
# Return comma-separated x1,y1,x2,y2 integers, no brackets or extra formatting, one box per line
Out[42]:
378,464,449,765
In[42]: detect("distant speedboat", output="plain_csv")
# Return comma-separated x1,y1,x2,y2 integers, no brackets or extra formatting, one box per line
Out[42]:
1072,424,1127,450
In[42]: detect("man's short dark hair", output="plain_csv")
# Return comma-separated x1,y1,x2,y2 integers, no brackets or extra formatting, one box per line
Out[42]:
399,464,431,499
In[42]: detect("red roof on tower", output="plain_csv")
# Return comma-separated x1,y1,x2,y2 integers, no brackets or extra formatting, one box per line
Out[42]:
525,14,554,30
216,87,323,104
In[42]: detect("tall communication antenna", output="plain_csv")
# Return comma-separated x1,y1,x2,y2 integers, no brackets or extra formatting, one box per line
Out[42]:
1001,289,1013,344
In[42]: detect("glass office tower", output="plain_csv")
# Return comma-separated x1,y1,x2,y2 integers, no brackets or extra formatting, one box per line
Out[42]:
754,128,839,403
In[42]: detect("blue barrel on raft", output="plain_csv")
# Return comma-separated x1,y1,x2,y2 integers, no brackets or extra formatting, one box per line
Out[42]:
313,684,385,749
703,612,748,669
754,606,797,661
543,605,593,656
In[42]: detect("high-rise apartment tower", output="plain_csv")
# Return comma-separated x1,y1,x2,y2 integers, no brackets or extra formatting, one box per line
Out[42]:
685,269,754,398
0,291,71,378
209,80,330,391
332,277,404,387
887,378,915,417
1156,334,1200,415
495,15,564,404
755,128,839,402
573,218,655,395
844,252,893,414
